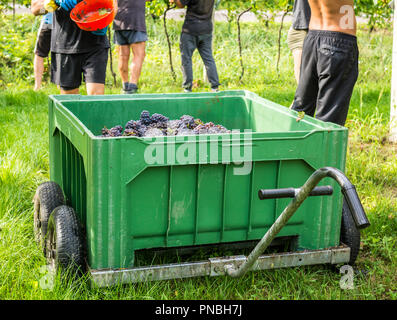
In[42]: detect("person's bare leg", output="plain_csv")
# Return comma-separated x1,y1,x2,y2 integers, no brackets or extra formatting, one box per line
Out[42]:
118,45,130,84
60,87,79,94
86,83,105,95
289,48,303,108
130,42,146,86
292,49,303,84
34,55,44,91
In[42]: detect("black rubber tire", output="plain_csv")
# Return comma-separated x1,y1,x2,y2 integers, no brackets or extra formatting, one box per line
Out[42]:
340,201,361,265
33,181,65,248
45,205,86,276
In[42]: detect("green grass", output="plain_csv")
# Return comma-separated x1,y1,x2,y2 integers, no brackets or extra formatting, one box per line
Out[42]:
0,16,396,300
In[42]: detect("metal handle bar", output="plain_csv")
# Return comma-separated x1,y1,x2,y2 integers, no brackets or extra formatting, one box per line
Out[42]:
225,167,370,278
258,186,333,199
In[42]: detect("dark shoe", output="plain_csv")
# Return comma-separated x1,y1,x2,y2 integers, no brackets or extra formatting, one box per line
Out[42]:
122,83,138,94
129,83,138,93
122,82,130,94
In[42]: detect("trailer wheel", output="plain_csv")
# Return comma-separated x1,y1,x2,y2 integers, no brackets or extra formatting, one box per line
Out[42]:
340,201,361,265
45,205,85,276
33,181,65,249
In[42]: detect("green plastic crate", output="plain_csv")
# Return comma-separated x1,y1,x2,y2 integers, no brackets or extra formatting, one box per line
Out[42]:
48,90,348,270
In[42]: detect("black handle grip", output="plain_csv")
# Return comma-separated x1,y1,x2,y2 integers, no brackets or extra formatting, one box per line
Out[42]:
258,186,333,200
342,186,370,229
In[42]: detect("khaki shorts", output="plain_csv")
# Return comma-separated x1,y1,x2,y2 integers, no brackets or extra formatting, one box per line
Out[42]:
287,27,308,52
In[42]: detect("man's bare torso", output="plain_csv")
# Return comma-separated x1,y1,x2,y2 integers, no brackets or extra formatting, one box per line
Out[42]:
308,0,356,36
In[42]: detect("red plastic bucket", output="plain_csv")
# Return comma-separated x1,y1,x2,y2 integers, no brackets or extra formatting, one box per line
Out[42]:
70,0,115,32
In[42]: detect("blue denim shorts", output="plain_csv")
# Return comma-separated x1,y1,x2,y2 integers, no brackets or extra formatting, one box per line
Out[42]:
113,30,148,45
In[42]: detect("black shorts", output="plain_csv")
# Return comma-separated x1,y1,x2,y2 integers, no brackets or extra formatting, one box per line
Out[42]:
292,30,359,126
34,27,52,58
50,47,109,90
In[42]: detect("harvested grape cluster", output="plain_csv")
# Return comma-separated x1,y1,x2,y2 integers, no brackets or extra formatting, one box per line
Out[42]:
100,110,230,138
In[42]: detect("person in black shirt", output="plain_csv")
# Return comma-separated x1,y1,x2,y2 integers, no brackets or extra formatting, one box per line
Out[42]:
287,0,311,84
31,0,112,95
171,0,220,92
113,0,149,94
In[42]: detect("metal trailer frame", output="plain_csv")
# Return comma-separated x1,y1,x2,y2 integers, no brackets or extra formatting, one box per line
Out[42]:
91,246,350,287
90,167,369,287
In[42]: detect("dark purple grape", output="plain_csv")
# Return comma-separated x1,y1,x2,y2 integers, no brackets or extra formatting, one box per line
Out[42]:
109,125,123,137
149,121,168,130
125,120,139,129
101,127,110,136
180,115,196,129
124,120,147,136
101,125,123,137
101,112,229,137
140,110,152,125
151,113,169,123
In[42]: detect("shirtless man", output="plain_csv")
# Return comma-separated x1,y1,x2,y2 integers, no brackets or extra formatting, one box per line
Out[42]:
291,0,359,126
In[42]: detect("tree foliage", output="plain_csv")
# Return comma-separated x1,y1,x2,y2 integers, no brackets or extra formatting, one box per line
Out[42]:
146,0,393,31
1,0,394,30
0,0,29,15
355,0,393,30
